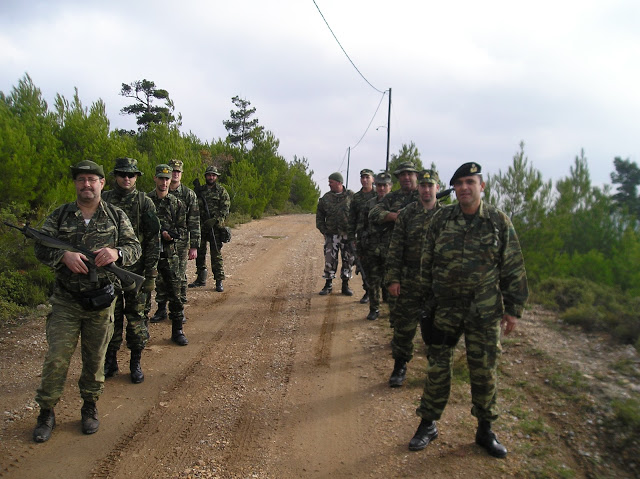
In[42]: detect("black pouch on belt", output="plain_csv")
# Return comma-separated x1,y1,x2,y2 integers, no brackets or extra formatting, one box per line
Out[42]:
77,284,116,311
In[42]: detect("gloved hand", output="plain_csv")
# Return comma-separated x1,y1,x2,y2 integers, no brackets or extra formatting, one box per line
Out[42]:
204,218,218,229
142,277,156,294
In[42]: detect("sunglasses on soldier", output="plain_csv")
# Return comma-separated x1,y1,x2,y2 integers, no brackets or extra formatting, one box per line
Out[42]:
116,172,137,178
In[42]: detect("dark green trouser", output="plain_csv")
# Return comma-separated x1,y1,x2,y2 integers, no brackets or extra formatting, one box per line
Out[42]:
195,235,224,280
390,274,424,362
36,294,116,409
416,302,502,422
109,288,150,352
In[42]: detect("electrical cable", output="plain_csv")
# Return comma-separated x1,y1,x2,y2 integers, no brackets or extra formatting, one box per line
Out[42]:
352,91,387,150
312,0,386,94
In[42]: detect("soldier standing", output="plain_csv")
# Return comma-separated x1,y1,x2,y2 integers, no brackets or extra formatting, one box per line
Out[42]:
386,169,441,387
368,161,420,325
316,172,355,296
147,165,189,346
408,162,529,458
102,157,160,384
32,160,141,443
347,168,376,304
189,165,231,292
150,159,200,322
360,171,393,321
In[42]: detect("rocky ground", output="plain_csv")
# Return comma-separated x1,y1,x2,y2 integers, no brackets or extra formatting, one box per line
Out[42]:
0,214,638,478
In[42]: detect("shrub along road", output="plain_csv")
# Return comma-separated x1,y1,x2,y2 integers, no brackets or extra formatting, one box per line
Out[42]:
0,214,637,478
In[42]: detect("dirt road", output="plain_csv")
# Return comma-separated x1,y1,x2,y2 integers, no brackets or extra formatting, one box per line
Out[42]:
0,214,636,478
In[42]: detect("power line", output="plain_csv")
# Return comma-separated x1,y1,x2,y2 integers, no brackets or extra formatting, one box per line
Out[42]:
352,91,388,150
312,0,386,94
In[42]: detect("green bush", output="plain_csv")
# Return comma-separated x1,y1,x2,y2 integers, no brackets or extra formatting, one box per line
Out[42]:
0,297,29,324
0,269,51,306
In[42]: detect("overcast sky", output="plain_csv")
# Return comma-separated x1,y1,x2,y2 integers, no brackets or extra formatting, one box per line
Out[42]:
1,0,638,194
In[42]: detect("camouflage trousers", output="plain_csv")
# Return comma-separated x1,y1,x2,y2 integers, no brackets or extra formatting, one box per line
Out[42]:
156,254,184,321
322,234,354,280
417,302,502,423
108,288,150,353
361,251,386,313
195,234,224,280
156,241,189,305
36,293,116,410
353,241,368,291
390,272,424,362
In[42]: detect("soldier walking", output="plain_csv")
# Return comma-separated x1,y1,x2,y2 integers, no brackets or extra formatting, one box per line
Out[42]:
32,160,141,442
148,165,189,345
150,159,200,322
102,157,160,383
189,165,230,292
408,162,529,458
360,172,393,320
316,172,355,296
347,168,376,303
386,169,441,387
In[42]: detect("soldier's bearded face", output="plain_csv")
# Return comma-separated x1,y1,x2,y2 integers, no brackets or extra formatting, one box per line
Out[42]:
375,183,391,198
74,175,104,201
205,173,218,185
397,171,417,191
419,182,438,206
328,179,342,193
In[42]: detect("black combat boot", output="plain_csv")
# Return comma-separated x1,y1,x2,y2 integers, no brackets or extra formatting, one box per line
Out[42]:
359,291,369,303
81,401,99,435
215,280,224,292
130,349,144,384
409,419,438,451
475,420,507,458
341,279,353,296
150,302,167,323
104,348,119,378
171,319,189,346
188,269,207,288
319,279,332,295
366,309,379,321
388,359,407,387
33,408,55,443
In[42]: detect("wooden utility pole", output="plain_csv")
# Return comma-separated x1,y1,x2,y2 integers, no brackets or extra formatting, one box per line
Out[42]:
385,87,392,171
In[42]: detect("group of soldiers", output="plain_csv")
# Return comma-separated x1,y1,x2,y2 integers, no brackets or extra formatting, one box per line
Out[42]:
31,157,230,443
316,161,529,458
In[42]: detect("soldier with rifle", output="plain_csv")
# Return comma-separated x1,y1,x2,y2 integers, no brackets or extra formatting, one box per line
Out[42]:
189,165,231,291
23,160,141,443
148,164,189,345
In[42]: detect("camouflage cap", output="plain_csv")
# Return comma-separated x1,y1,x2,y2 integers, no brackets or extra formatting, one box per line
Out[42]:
374,171,392,184
393,161,419,176
450,162,482,186
70,160,104,179
329,172,344,183
113,157,143,176
205,165,220,176
418,169,439,184
155,164,173,179
359,168,375,177
168,159,183,172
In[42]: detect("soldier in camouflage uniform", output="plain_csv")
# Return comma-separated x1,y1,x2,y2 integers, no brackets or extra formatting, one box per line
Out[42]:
409,163,529,458
360,172,393,320
316,172,355,296
347,168,376,303
32,160,141,443
148,165,189,346
368,161,420,324
189,165,231,292
102,157,160,384
386,169,441,387
150,159,200,322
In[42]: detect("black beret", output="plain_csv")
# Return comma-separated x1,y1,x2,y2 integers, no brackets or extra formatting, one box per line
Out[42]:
450,162,482,186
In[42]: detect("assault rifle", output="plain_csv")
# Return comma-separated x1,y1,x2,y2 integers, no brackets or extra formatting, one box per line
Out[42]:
4,222,144,294
436,188,453,200
193,178,219,253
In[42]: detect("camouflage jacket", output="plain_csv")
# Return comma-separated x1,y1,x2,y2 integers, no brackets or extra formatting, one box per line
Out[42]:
195,182,230,233
169,183,201,249
34,200,141,295
385,201,441,286
421,201,529,319
347,188,376,242
147,190,188,257
368,188,419,226
102,186,160,277
361,195,393,257
316,187,354,236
